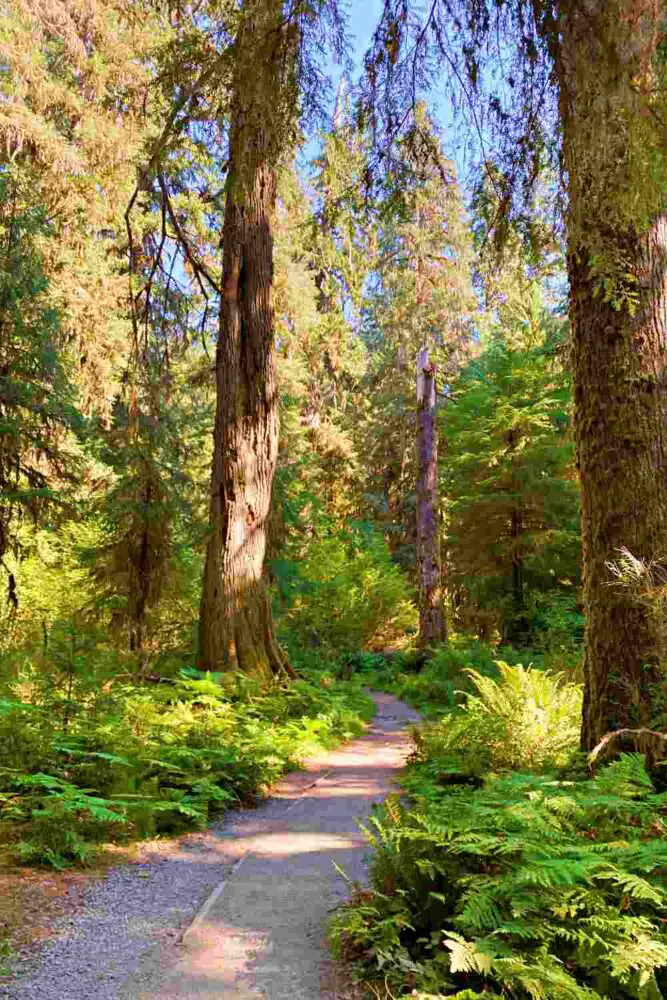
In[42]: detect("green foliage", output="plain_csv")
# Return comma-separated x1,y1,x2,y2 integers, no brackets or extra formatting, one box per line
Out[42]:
6,774,129,869
413,662,582,773
358,641,501,716
332,651,665,1000
354,110,475,575
0,169,81,592
86,350,213,665
278,521,418,660
331,754,667,999
445,296,580,647
0,672,374,868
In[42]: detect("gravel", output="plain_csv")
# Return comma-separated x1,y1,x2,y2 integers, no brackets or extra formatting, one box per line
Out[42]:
2,834,242,998
1,694,418,1000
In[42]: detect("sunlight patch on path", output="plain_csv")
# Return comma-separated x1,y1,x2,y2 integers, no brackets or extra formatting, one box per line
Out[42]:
128,694,419,1000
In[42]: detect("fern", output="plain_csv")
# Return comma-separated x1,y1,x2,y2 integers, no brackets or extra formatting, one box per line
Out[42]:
332,754,667,998
0,672,374,866
413,662,582,773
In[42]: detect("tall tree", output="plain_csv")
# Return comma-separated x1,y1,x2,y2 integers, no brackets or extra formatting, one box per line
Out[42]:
359,114,474,584
0,0,160,413
553,1,667,747
0,0,163,606
363,0,667,748
0,170,80,605
416,347,445,644
198,0,301,676
445,294,580,645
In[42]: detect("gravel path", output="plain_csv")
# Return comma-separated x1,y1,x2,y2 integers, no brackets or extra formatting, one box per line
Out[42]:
2,693,418,1000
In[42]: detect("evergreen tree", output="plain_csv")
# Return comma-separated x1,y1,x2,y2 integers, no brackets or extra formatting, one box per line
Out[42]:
445,291,580,646
0,0,162,413
0,169,81,607
554,1,667,748
273,154,367,530
363,0,667,746
198,0,303,677
90,350,212,673
359,112,475,590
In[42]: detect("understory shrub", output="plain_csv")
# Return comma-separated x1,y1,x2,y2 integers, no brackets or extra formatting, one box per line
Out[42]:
278,521,418,660
331,754,667,999
0,672,374,868
358,641,501,716
413,662,582,772
362,641,579,723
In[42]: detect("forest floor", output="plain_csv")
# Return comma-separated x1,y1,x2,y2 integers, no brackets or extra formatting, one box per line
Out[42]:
1,692,419,1000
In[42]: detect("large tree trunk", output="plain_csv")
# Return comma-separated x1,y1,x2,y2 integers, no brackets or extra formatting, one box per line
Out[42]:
505,505,526,644
556,0,667,749
416,346,446,645
570,233,667,749
506,427,526,645
199,0,295,678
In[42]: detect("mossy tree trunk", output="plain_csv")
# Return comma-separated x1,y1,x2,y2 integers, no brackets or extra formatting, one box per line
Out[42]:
569,233,667,749
416,346,446,645
199,0,296,678
506,427,526,645
556,0,667,748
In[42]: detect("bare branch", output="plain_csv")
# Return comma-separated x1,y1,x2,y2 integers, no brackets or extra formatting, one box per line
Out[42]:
589,728,667,766
158,174,221,295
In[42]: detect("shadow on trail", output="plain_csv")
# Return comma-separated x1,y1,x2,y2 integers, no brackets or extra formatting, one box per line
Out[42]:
6,695,419,1000
126,696,420,1000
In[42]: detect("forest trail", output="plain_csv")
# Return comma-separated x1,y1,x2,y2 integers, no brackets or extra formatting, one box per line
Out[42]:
5,693,418,1000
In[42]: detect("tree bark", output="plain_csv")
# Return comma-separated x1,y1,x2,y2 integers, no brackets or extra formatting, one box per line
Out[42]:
506,426,526,645
199,0,296,678
416,346,446,645
511,508,524,609
555,0,667,748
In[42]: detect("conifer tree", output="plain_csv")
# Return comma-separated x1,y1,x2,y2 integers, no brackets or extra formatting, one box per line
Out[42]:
445,294,580,645
554,1,667,748
363,0,667,746
198,0,303,676
0,0,161,413
90,349,212,672
295,110,374,519
0,170,80,606
359,112,474,602
271,160,366,547
416,345,444,644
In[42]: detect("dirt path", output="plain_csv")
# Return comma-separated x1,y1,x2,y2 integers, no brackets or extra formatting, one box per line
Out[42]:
3,693,418,1000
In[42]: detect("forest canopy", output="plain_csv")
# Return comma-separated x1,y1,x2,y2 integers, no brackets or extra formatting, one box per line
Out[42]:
1,2,667,994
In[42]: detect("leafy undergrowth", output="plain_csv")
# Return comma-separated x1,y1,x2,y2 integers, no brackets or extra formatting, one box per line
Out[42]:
0,670,374,870
331,664,667,999
413,662,582,773
343,643,499,717
350,641,580,719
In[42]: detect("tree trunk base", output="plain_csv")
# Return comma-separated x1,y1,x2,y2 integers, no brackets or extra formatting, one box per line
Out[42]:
199,578,295,680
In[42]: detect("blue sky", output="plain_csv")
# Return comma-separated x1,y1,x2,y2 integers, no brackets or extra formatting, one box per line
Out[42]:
345,0,385,67
311,1,472,192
